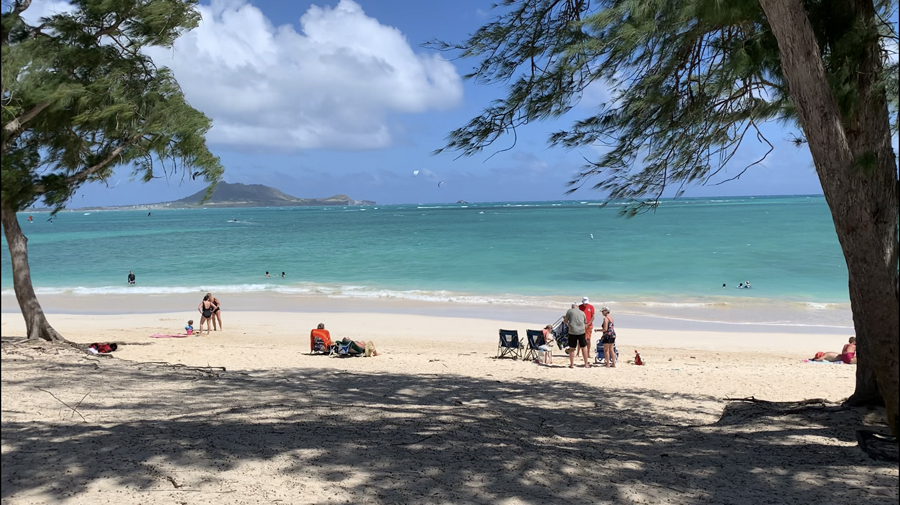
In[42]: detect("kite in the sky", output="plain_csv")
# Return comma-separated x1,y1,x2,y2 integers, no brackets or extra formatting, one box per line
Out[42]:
413,170,419,176
438,181,444,188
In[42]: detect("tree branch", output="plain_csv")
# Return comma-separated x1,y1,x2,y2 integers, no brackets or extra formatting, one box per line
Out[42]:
11,0,33,17
32,134,144,195
1,101,51,153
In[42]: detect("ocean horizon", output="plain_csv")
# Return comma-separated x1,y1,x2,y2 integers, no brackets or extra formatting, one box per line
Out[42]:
1,195,852,329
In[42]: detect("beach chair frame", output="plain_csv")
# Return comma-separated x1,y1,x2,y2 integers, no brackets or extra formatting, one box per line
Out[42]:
523,329,545,361
311,337,329,355
550,317,569,350
595,341,620,364
497,329,523,359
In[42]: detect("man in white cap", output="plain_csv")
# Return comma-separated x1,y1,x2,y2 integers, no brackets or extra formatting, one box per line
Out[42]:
579,296,596,359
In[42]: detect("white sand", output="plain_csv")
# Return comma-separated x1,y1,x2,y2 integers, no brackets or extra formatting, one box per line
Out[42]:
1,307,896,504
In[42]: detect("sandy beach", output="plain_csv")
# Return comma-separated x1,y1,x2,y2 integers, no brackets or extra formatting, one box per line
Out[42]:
1,300,897,504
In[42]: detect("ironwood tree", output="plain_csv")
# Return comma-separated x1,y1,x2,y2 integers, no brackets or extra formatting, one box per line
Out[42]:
1,0,223,342
432,0,899,434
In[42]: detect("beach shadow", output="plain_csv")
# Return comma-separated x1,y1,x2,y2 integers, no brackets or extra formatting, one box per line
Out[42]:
1,346,896,504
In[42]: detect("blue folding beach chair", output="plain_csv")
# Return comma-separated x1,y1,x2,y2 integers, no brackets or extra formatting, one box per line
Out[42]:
595,341,620,365
497,329,523,359
523,329,545,361
550,317,568,350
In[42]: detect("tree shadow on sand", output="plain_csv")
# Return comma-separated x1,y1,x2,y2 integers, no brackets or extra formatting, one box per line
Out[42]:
1,339,896,504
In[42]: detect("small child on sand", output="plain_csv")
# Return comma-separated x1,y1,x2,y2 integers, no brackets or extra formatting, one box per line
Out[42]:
185,320,194,336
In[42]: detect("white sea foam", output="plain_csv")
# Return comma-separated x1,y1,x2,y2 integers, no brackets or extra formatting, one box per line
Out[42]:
638,301,730,308
805,302,838,309
20,284,277,296
2,282,853,328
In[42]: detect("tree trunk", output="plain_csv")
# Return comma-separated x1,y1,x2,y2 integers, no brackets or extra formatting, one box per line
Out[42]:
759,0,899,436
0,202,68,342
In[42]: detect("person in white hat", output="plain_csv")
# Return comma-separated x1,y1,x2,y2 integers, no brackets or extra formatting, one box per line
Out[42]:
579,296,596,359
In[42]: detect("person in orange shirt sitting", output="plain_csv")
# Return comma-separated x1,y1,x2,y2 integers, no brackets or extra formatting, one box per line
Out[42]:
310,323,332,353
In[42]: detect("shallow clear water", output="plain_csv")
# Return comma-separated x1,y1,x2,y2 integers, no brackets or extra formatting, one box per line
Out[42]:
1,196,850,326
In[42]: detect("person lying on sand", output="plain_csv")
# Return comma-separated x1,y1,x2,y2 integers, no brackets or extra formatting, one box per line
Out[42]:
810,336,856,364
339,337,379,357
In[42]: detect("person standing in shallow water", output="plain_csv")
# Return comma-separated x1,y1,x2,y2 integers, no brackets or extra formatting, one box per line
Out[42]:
127,270,135,285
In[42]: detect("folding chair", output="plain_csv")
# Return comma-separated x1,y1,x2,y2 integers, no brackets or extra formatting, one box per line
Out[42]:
523,330,545,361
497,329,523,359
333,339,365,357
595,341,620,365
311,337,329,355
550,317,569,350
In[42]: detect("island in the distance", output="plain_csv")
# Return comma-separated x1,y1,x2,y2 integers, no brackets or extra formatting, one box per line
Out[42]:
165,182,375,208
53,182,376,211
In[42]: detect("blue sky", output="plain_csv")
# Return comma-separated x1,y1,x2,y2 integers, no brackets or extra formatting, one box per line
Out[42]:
28,0,840,207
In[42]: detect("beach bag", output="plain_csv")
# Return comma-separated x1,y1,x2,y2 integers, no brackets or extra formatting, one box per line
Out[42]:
89,343,117,354
312,337,327,353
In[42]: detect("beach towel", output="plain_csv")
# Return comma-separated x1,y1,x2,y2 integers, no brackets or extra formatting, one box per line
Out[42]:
803,359,844,364
149,333,189,338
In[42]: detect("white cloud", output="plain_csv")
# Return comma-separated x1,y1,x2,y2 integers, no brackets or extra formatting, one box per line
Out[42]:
148,0,463,151
17,0,76,22
25,0,464,151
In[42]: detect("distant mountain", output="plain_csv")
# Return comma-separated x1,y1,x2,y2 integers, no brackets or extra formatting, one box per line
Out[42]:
162,182,375,208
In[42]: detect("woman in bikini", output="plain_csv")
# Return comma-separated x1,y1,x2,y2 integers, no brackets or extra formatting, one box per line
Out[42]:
599,306,617,368
206,292,222,331
198,294,215,335
811,337,857,364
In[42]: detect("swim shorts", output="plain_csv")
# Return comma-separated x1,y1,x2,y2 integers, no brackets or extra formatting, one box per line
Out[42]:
567,333,587,349
601,334,616,345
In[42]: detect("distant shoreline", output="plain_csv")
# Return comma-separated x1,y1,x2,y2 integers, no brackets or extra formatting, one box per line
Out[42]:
23,193,827,212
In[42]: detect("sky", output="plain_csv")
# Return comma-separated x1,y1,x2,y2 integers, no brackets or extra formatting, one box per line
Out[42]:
19,0,864,207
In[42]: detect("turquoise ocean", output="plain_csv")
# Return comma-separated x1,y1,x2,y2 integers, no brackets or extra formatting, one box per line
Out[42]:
1,196,851,329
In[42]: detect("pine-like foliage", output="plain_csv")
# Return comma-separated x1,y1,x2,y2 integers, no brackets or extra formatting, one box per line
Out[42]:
431,0,898,213
1,0,223,212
